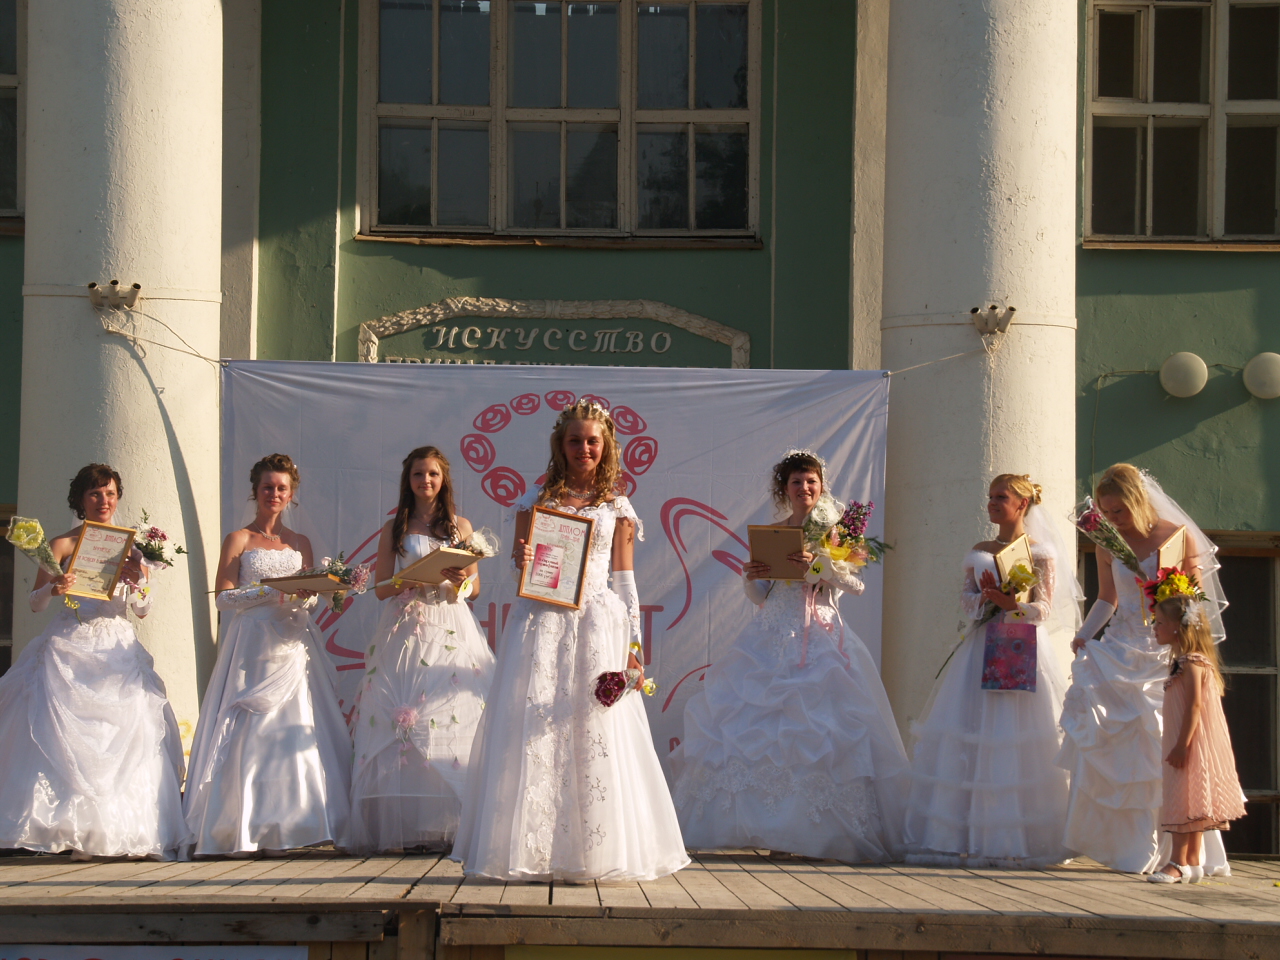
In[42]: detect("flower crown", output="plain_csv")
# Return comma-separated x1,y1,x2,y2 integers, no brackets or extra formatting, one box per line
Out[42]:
780,447,827,471
1143,566,1209,619
555,401,613,429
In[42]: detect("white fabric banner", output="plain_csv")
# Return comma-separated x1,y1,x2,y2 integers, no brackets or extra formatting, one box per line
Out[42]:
221,362,889,766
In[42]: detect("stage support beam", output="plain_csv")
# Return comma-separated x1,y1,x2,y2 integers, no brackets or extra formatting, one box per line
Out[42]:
15,0,224,745
879,1,1078,731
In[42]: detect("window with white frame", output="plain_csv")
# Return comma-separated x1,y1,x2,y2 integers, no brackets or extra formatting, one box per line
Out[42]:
1086,1,1280,240
0,0,21,217
363,0,759,237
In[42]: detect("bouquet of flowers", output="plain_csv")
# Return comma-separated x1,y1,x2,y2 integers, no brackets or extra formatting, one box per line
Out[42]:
455,527,500,558
135,510,187,568
593,667,657,707
976,561,1040,626
298,552,373,614
1071,497,1142,574
804,496,891,584
6,516,80,618
1142,566,1208,615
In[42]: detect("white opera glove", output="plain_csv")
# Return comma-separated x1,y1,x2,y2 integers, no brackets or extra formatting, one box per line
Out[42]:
510,559,525,585
611,569,643,654
1076,598,1116,642
28,581,54,613
214,584,281,613
742,572,771,606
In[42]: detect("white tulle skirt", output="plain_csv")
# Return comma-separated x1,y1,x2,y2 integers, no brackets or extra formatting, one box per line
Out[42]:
904,621,1072,867
347,592,494,853
671,602,909,862
0,602,189,859
184,604,352,855
453,590,689,882
1057,628,1168,873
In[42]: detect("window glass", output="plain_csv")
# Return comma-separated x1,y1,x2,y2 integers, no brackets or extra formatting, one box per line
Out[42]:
1223,672,1276,791
511,2,561,109
0,88,15,211
440,0,491,105
1092,120,1146,235
566,124,617,228
567,3,618,108
509,123,561,228
437,121,490,224
378,125,433,225
0,0,15,77
1220,555,1277,665
1229,4,1280,100
696,3,748,109
1097,10,1140,99
1226,124,1280,235
1152,6,1209,103
1151,122,1204,235
695,124,747,228
381,0,433,104
637,125,688,228
637,4,689,109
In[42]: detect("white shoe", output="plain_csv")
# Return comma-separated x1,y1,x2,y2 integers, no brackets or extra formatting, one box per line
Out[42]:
1188,865,1204,883
1147,863,1190,883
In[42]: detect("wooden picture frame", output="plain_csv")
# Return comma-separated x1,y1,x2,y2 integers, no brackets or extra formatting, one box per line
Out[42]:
518,505,595,610
994,533,1035,603
65,520,137,600
747,524,805,580
260,572,348,594
1157,525,1188,571
377,545,481,589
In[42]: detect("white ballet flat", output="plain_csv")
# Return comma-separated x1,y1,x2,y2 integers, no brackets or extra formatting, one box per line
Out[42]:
1147,863,1191,883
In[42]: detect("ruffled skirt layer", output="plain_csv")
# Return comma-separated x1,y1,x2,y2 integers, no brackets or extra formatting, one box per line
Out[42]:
0,609,189,859
454,592,688,882
904,623,1071,868
347,595,495,853
184,605,351,855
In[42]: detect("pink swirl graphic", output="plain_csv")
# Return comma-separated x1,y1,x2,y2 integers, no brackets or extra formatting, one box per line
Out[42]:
619,472,637,498
482,466,526,507
623,436,658,476
459,434,496,473
611,405,647,435
473,404,512,434
510,393,541,416
544,390,576,408
660,497,750,630
580,393,610,409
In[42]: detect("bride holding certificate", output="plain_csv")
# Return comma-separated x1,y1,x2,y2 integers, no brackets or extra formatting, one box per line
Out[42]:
347,446,496,854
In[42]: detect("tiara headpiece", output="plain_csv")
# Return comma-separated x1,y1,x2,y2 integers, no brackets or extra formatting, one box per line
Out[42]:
555,401,613,429
1143,566,1209,622
779,447,827,471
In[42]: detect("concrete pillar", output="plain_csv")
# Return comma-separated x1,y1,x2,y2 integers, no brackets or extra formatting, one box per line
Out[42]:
15,0,223,753
879,1,1077,734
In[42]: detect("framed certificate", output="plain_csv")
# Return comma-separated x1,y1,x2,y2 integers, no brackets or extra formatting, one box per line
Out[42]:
1157,525,1187,571
377,545,481,588
261,572,347,594
747,524,805,580
994,533,1035,602
66,521,137,600
518,505,595,610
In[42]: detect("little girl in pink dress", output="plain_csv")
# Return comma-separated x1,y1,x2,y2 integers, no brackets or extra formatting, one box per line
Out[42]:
1147,572,1246,884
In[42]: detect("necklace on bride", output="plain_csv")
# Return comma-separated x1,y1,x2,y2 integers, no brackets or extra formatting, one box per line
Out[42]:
250,522,281,543
564,483,596,500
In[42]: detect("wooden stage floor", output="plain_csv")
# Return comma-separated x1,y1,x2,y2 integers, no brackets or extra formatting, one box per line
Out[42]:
0,849,1278,959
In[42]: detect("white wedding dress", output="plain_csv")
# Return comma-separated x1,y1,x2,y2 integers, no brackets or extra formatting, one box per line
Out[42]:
453,492,689,881
670,568,910,861
0,580,189,859
903,546,1072,867
184,547,352,855
347,533,495,853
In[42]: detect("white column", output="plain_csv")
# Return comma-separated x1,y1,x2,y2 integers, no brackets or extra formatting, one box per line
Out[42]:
15,0,223,752
879,1,1077,731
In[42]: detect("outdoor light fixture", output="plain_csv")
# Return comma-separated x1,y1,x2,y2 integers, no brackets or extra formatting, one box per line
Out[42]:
1159,352,1208,397
970,300,1016,335
1243,353,1280,400
87,280,142,310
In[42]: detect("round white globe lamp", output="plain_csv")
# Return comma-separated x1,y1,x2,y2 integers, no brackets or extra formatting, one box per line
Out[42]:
1160,352,1208,398
1244,353,1280,399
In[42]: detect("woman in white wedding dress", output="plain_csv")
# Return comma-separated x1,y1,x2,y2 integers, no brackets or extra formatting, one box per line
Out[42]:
903,474,1075,867
347,446,495,853
184,453,351,856
670,450,910,862
453,400,688,882
1058,463,1230,874
0,463,189,859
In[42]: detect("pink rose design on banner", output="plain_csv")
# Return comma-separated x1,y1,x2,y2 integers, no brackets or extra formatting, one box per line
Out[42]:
623,436,658,476
580,393,610,409
545,390,576,408
473,404,512,433
482,467,526,507
510,393,541,415
619,472,637,497
459,434,496,473
611,406,647,435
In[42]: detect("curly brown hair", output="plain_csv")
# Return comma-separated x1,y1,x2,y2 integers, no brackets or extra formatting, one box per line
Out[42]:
391,446,459,556
539,401,622,505
770,452,825,512
67,463,124,518
248,453,301,499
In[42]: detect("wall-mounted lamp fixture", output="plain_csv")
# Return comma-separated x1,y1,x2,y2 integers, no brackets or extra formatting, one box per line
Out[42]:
1159,352,1208,397
1244,352,1280,399
87,280,142,310
970,300,1016,335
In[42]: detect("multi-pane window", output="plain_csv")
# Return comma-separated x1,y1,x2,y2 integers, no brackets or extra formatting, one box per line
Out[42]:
0,0,19,215
364,0,759,237
1087,1,1280,240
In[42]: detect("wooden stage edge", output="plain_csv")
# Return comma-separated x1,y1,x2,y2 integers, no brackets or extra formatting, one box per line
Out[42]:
0,849,1278,960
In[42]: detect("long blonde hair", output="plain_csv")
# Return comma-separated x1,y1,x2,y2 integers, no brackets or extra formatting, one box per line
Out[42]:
539,401,622,505
1158,595,1225,693
1096,463,1158,536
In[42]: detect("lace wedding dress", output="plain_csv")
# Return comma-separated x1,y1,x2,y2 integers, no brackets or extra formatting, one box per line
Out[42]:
452,492,689,881
903,546,1072,867
184,547,352,855
0,580,189,859
670,566,910,861
347,533,496,853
